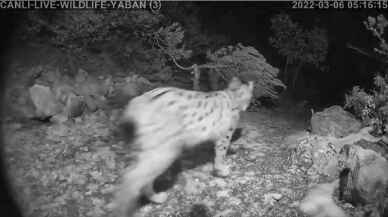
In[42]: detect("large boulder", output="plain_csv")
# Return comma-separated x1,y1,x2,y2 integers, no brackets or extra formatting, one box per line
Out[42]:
299,180,347,217
29,84,61,119
311,106,361,138
339,143,388,216
292,134,341,178
64,92,85,118
75,68,110,98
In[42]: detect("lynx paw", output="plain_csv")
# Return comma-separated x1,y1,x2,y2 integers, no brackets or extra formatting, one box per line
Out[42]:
148,192,168,204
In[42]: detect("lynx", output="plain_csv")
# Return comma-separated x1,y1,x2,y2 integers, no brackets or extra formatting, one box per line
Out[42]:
113,77,254,217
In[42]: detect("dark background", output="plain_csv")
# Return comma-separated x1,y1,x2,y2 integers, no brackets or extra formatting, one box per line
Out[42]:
0,11,23,217
167,1,387,107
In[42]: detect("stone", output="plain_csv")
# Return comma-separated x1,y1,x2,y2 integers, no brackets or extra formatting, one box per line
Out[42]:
51,113,68,124
29,84,61,118
75,68,88,83
184,178,202,195
84,95,98,112
299,180,347,217
311,105,362,138
121,82,139,98
338,143,388,216
283,130,310,148
263,192,282,206
53,83,74,104
65,93,84,118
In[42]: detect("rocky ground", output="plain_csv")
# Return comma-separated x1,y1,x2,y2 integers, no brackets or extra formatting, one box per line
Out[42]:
3,103,318,217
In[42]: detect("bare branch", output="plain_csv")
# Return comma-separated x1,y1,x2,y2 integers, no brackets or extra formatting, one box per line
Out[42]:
170,54,194,71
346,43,388,63
346,43,374,58
197,63,228,69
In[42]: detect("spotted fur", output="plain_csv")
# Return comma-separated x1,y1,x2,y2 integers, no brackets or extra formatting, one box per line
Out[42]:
113,77,254,217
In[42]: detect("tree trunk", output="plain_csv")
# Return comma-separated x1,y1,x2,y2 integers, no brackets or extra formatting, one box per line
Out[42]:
192,64,200,91
283,56,290,84
292,62,303,89
208,71,219,90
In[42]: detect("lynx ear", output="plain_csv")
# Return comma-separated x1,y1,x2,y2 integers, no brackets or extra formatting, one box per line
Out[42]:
228,77,242,90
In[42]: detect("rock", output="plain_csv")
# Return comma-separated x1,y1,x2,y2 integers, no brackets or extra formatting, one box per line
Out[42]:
263,192,282,206
216,190,229,198
75,68,88,83
51,114,68,124
53,83,74,104
293,135,341,178
338,143,388,216
188,204,212,217
36,66,61,85
8,89,36,119
64,93,84,118
29,84,61,118
299,180,347,217
105,82,139,109
121,82,139,98
311,105,361,138
75,71,108,98
184,178,202,195
209,178,227,188
109,109,121,122
8,122,22,131
213,209,234,217
311,144,339,178
48,124,70,137
103,76,114,97
84,95,98,112
283,130,310,148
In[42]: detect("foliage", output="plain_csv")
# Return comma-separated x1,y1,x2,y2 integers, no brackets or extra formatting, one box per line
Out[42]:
163,2,230,56
269,13,328,67
207,43,286,98
19,11,191,81
20,11,163,49
344,86,376,123
269,13,328,88
345,75,388,134
20,9,282,97
364,14,388,58
346,14,388,135
142,22,192,61
269,14,304,65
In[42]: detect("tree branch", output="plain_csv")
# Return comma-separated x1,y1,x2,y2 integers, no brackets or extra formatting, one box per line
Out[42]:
347,43,388,64
346,43,374,58
170,54,194,71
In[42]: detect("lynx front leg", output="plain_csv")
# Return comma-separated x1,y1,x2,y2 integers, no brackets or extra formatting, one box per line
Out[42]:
214,129,234,177
114,146,179,217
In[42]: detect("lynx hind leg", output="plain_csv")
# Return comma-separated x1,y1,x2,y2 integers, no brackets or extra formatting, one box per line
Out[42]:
143,182,168,204
114,147,179,216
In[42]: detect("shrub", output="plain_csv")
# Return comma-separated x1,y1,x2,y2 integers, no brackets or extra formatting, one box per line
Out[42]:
207,43,286,99
345,14,388,135
269,13,328,89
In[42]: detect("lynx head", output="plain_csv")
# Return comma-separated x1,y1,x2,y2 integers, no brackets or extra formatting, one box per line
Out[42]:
227,77,254,111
